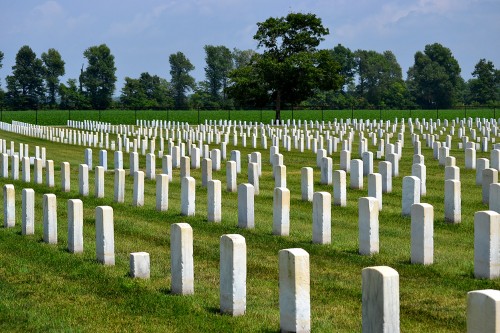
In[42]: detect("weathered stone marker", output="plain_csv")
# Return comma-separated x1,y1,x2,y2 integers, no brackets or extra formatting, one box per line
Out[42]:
21,188,35,235
61,162,70,192
402,176,420,216
313,192,331,244
68,199,83,253
358,197,379,255
114,168,125,203
3,184,15,228
368,173,382,211
220,234,246,316
130,252,150,279
379,161,392,193
95,166,105,198
411,203,434,265
301,167,313,202
79,164,89,196
467,289,500,333
350,159,363,190
273,187,290,236
490,183,500,213
156,174,169,211
333,169,347,207
279,248,310,333
226,161,237,192
444,179,461,223
238,183,255,229
208,179,222,223
96,206,115,265
181,176,196,216
133,171,145,207
43,194,57,244
202,158,212,188
362,266,400,333
170,223,194,295
474,210,500,279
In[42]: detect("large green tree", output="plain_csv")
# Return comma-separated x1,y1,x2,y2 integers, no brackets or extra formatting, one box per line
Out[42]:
41,48,65,106
228,13,342,120
80,44,117,109
5,45,45,109
203,45,233,104
59,78,90,110
232,48,257,69
467,59,499,105
120,72,173,109
407,43,462,109
329,44,356,91
169,52,195,109
354,49,408,108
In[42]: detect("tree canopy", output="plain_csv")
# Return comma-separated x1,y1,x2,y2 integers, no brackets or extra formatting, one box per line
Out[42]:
5,45,45,109
169,52,195,109
227,12,342,120
203,45,233,103
467,59,499,105
80,44,117,109
41,48,65,106
407,43,462,109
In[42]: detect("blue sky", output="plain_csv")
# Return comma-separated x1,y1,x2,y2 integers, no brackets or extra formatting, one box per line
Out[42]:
1,0,499,92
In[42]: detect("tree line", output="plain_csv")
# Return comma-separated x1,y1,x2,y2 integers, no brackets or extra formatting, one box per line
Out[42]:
0,13,498,119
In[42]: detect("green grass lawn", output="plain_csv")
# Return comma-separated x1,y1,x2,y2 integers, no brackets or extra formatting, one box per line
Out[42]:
1,107,498,125
0,117,499,332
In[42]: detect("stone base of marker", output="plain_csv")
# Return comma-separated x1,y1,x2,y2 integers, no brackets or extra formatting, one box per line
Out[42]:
130,252,150,279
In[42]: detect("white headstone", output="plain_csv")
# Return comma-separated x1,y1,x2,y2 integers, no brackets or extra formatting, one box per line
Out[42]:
279,248,310,333
96,206,115,265
312,192,331,244
220,234,246,316
170,223,194,295
358,197,379,255
411,203,434,265
68,199,83,253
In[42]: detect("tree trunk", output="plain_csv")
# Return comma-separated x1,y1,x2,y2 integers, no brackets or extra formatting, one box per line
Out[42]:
275,90,281,121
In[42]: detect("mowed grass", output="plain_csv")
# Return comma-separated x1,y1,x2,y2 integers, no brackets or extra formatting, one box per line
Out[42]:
1,108,498,125
0,117,499,332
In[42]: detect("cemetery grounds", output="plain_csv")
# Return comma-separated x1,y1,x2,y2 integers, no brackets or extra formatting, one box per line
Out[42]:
0,110,499,332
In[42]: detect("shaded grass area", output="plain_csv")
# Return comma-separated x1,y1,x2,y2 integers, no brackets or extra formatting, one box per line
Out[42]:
1,108,498,125
0,121,499,332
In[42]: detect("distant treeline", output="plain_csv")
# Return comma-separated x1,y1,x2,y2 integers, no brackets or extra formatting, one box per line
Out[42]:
0,13,498,116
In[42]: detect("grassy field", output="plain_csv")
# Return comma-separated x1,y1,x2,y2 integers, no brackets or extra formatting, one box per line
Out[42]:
0,116,499,332
0,107,498,125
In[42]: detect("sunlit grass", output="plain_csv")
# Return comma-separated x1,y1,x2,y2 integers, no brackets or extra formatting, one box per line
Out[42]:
0,117,499,331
